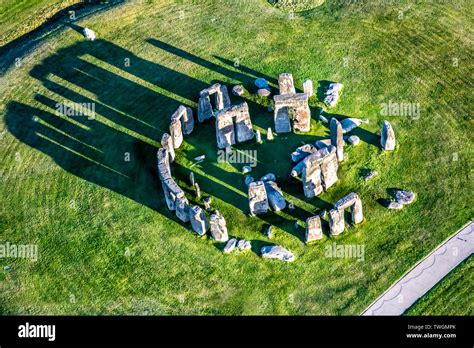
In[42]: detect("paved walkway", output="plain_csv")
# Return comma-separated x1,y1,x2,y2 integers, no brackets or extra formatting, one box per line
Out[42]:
362,221,473,316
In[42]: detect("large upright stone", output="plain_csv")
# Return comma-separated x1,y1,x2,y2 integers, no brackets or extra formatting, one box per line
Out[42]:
302,157,323,198
232,102,254,143
215,112,235,149
319,145,338,189
162,178,184,211
209,214,229,242
157,148,171,181
303,79,313,97
161,133,175,162
264,181,286,211
172,105,194,135
381,120,396,151
215,84,231,110
198,94,213,122
175,196,190,222
328,209,344,235
334,192,363,224
169,118,183,149
274,93,310,133
248,181,269,215
330,118,344,162
278,73,296,95
291,144,317,163
305,215,323,242
189,205,208,236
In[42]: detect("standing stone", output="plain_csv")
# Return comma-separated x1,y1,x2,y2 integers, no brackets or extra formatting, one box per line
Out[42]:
302,154,323,198
162,178,184,211
274,93,310,133
261,245,295,262
203,196,212,211
334,192,363,225
264,181,286,211
232,85,244,96
175,196,190,222
233,103,254,143
189,205,208,236
197,94,213,122
278,73,296,95
291,144,317,163
319,145,339,190
224,238,238,253
274,106,292,133
266,225,273,238
381,120,396,151
305,216,323,242
328,209,345,235
255,130,262,143
194,182,201,198
351,196,364,224
215,85,231,110
303,79,313,97
257,88,271,97
189,172,195,186
267,128,274,140
209,214,229,242
330,118,344,162
172,105,194,135
215,112,235,149
170,119,183,149
161,133,175,162
157,148,171,181
248,181,269,215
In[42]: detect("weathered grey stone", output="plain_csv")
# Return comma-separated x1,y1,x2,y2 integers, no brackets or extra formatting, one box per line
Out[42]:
233,103,254,143
267,127,274,140
381,120,396,151
82,27,96,41
319,145,338,190
260,173,276,182
305,215,323,242
291,144,317,163
255,130,262,143
161,133,175,162
242,165,252,174
245,175,254,186
169,118,183,149
274,93,310,133
203,196,212,211
328,209,344,235
189,172,195,186
340,118,368,134
319,114,329,124
175,196,190,222
171,105,194,135
302,155,323,198
395,190,415,205
346,135,360,145
197,94,213,122
157,148,171,181
330,118,344,162
237,239,252,251
266,225,273,238
189,205,209,236
255,78,269,89
315,139,331,149
200,83,231,111
324,83,343,107
224,238,238,253
194,155,205,161
388,201,404,209
162,178,184,211
334,192,363,224
264,181,286,211
215,111,235,149
194,182,201,198
261,245,295,262
209,214,229,242
303,79,313,97
248,181,269,215
232,85,244,96
257,88,271,97
278,73,296,95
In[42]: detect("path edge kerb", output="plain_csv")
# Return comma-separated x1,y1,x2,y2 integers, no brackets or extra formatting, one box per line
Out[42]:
360,220,473,316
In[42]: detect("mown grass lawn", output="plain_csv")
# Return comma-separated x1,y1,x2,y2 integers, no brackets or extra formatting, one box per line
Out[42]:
0,0,472,315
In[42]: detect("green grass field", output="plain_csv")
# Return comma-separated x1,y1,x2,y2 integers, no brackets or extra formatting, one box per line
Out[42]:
0,0,472,315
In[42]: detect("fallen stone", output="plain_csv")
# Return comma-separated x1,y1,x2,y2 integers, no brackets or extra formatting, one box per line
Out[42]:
394,190,415,205
388,201,404,210
194,155,205,161
237,239,252,251
315,139,331,149
232,85,244,96
209,214,229,242
346,135,360,146
257,88,271,97
260,173,276,182
255,78,269,89
319,114,329,124
340,118,369,134
264,181,286,211
291,144,317,163
261,245,295,262
224,238,238,253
